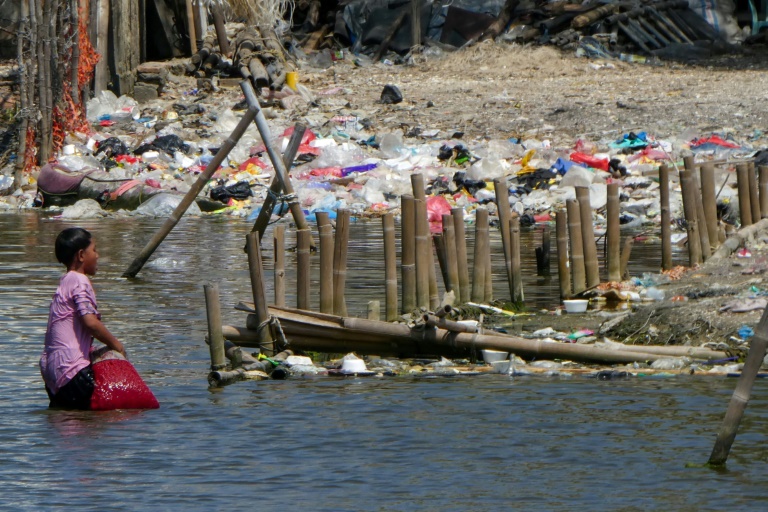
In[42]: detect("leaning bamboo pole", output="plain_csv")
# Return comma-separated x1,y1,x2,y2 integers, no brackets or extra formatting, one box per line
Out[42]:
606,183,621,281
566,198,586,294
383,213,398,321
708,307,768,466
555,210,571,299
452,208,471,302
401,195,417,313
332,209,350,316
273,224,286,307
471,208,489,303
659,164,673,270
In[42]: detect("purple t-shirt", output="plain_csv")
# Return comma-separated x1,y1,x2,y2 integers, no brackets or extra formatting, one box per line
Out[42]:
40,271,100,395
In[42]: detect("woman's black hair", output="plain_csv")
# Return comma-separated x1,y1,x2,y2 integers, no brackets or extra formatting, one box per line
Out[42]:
55,227,92,266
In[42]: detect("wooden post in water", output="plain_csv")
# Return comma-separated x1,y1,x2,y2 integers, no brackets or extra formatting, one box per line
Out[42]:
699,163,719,252
484,231,493,303
401,195,417,313
708,307,768,466
434,234,449,290
471,208,489,303
123,87,258,278
273,225,286,307
245,232,274,350
685,157,711,260
606,183,621,282
414,198,430,310
411,174,439,310
509,215,523,303
452,208,471,303
494,177,515,300
555,210,571,299
759,165,768,219
442,214,461,303
296,228,311,310
680,170,703,266
333,209,350,316
736,164,752,227
620,237,634,280
317,212,334,314
566,199,586,295
575,187,600,289
383,213,398,321
748,161,761,226
535,225,551,276
659,164,673,271
204,282,226,371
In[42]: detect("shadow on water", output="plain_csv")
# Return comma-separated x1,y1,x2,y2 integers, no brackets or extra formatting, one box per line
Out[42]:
0,212,763,510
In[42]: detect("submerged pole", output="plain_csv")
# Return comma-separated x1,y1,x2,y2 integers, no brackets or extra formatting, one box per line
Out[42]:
494,177,514,301
123,83,258,278
659,164,673,271
401,195,417,313
273,225,286,307
245,232,274,350
204,282,226,371
383,213,398,321
708,307,768,466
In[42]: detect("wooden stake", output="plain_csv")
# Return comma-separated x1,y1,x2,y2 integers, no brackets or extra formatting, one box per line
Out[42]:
736,163,752,227
494,177,515,301
246,232,274,350
699,162,719,251
401,195,417,313
759,165,768,219
204,282,227,371
555,210,571,299
296,228,311,310
509,215,523,303
273,225,286,307
575,187,600,288
606,183,621,281
748,161,761,227
620,237,634,280
442,214,461,303
471,208,489,303
383,213,398,321
318,221,334,314
414,198,430,309
680,170,703,266
708,307,768,466
333,209,350,316
452,208,471,303
566,199,586,294
659,164,673,270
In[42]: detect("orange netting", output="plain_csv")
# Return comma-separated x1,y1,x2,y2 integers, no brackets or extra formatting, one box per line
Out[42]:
24,127,37,173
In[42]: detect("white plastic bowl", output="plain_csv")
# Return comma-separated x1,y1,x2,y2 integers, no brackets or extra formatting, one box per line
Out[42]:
563,299,589,313
481,349,509,363
341,358,367,373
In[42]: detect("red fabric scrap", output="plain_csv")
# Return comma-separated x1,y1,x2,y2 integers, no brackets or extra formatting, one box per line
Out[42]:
426,195,453,233
570,152,609,171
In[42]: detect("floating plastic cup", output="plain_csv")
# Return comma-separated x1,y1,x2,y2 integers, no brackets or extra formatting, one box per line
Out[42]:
481,349,509,363
286,71,298,91
563,299,589,313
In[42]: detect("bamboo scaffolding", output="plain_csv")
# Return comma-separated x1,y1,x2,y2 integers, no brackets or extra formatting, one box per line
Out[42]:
659,164,673,270
401,195,417,313
555,210,571,299
273,225,286,307
471,208,489,303
606,183,621,281
575,187,600,288
566,199,586,294
452,208,471,303
383,213,398,321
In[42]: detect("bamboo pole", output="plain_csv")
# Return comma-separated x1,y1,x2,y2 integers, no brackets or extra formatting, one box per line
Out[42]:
484,228,493,303
411,0,421,48
442,214,460,303
620,237,634,279
556,210,571,299
333,209,350,316
192,0,204,51
401,195,417,313
748,161,761,227
423,314,477,334
204,282,226,371
535,225,551,276
185,0,197,54
273,224,285,307
471,208,489,303
94,0,109,94
411,174,439,310
452,208,471,303
566,199,586,294
699,162,719,251
509,215,523,303
434,234,449,290
575,187,600,288
414,198,430,309
240,82,314,243
296,228,311,310
685,157,711,260
736,163,752,227
494,177,515,300
246,231,274,350
123,84,258,278
659,164,673,271
249,124,307,245
759,165,768,219
318,221,334,314
383,213,398,321
210,1,230,55
367,300,380,321
606,183,621,281
13,0,30,190
708,307,768,466
680,170,703,266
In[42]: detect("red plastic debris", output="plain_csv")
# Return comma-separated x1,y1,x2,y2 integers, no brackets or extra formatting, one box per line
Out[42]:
90,359,160,411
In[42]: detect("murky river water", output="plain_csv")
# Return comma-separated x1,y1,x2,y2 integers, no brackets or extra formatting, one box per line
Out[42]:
1,212,766,510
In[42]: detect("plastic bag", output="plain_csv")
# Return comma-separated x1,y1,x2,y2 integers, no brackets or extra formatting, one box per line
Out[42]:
136,193,202,216
209,181,254,202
